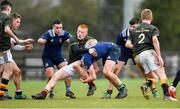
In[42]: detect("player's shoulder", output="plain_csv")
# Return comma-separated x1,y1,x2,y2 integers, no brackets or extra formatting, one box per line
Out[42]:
60,30,72,37
150,24,159,31
86,36,96,40
120,28,129,36
44,29,53,37
0,13,10,19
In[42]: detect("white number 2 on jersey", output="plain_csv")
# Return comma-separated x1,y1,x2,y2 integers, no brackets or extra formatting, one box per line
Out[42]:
138,33,145,44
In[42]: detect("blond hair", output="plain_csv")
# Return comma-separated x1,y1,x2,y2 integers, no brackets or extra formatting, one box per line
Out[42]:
141,9,153,21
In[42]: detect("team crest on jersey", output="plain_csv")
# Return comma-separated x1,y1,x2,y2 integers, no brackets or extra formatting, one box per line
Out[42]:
50,39,54,42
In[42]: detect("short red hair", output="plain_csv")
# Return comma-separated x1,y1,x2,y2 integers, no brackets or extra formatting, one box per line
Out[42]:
78,24,88,30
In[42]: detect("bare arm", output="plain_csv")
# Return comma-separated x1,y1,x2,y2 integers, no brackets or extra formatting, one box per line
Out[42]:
4,25,19,42
152,36,164,67
80,65,97,83
125,40,133,49
5,26,34,44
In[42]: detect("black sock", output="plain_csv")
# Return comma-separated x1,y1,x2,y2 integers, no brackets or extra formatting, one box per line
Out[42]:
0,78,9,96
172,70,180,87
1,78,9,85
107,89,113,95
146,80,152,87
161,83,169,96
15,90,22,95
88,81,95,87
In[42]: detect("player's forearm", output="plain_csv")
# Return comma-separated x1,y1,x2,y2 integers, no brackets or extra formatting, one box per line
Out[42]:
12,45,25,51
83,76,96,83
71,44,88,54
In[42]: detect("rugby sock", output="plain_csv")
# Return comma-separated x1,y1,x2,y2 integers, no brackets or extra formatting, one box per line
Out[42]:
117,84,125,91
88,81,95,87
15,90,22,95
172,70,180,87
66,86,71,92
160,79,169,96
0,78,9,97
161,83,169,96
145,80,152,87
107,89,113,95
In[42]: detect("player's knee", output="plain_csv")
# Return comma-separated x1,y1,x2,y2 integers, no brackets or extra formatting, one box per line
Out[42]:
46,69,54,77
103,70,111,77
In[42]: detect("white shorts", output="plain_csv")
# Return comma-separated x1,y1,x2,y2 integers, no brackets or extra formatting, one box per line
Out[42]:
134,49,160,74
0,49,14,64
60,60,82,76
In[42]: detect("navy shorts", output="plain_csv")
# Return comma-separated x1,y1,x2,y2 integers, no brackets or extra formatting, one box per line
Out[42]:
118,49,135,65
42,55,67,69
102,45,120,65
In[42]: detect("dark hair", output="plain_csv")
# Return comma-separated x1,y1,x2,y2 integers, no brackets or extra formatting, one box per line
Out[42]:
12,13,22,19
52,18,62,25
129,18,139,25
0,0,12,10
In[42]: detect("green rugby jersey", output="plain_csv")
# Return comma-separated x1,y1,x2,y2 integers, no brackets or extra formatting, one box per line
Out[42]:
0,12,12,51
68,36,94,64
129,22,159,56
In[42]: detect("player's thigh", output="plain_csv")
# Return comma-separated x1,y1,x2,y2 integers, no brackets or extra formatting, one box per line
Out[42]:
147,50,160,71
135,52,151,75
56,66,74,79
103,60,116,74
64,61,82,76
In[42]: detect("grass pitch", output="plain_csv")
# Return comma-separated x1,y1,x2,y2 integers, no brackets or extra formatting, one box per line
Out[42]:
0,78,179,108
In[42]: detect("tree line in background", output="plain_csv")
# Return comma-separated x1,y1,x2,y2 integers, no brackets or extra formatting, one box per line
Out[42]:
10,0,180,51
140,0,180,51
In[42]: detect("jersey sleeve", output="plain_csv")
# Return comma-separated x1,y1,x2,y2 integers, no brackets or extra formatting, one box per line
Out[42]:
82,54,93,70
116,33,124,46
4,16,12,26
152,27,160,37
69,37,88,55
64,31,72,41
115,33,121,46
128,31,133,41
40,31,49,40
